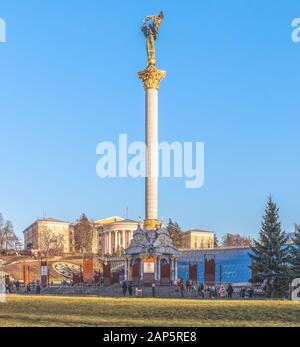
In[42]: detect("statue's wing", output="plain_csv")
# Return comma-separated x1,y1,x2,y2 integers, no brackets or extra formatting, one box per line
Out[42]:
144,15,154,23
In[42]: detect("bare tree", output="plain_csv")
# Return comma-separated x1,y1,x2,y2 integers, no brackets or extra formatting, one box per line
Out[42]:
221,233,253,247
39,227,64,257
0,214,5,250
0,215,22,253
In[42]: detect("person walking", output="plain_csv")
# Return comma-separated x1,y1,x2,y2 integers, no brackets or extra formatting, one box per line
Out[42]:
179,282,185,297
198,282,204,298
128,282,133,296
5,282,11,294
152,283,156,297
185,279,190,293
36,281,41,294
240,287,246,299
248,287,254,298
227,283,234,299
207,285,212,298
219,284,226,299
210,286,216,298
122,281,128,296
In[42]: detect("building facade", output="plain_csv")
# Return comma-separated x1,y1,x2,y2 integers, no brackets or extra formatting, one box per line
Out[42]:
23,216,139,256
101,246,253,286
94,217,139,256
23,216,221,261
23,218,73,254
182,229,215,250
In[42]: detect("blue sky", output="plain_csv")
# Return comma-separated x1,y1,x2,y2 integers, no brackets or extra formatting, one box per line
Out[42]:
0,0,299,240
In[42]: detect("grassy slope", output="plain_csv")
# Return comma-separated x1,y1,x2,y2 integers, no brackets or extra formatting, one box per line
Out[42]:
0,295,300,327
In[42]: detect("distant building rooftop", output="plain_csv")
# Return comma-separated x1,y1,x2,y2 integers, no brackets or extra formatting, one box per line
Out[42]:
94,216,138,225
184,229,215,234
23,217,71,233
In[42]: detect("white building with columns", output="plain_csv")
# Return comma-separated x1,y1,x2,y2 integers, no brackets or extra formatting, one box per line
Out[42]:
94,216,139,256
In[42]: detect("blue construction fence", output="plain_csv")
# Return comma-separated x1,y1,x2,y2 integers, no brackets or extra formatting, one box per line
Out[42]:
177,247,252,285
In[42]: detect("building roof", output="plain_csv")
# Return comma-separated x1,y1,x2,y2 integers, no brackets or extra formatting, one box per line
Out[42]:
94,216,138,225
184,229,215,235
23,217,70,233
94,216,124,224
38,218,70,224
111,218,139,224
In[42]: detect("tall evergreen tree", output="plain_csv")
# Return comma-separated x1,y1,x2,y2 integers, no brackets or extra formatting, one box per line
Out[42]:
167,219,183,249
214,235,219,248
74,214,94,258
291,225,300,280
250,196,290,298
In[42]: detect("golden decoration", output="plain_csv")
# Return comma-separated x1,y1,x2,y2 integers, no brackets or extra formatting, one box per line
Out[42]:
141,11,164,67
138,65,166,90
143,218,159,231
138,12,166,90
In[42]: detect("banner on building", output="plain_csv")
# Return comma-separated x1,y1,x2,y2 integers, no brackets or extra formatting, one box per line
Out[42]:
41,261,48,287
143,258,155,273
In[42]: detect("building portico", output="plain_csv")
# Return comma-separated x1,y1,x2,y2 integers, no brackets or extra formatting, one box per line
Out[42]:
94,217,139,256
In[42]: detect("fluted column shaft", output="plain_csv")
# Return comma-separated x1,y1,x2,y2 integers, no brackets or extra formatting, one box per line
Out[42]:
145,88,158,222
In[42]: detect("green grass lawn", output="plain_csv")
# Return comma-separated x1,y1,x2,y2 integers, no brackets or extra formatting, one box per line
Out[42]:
0,295,300,327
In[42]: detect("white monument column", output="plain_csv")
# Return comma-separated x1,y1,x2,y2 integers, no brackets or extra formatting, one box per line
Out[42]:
145,88,158,223
138,65,166,231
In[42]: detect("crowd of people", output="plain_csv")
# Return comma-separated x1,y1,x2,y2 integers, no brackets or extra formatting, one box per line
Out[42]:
2,274,256,299
176,279,255,299
3,279,21,293
3,278,42,295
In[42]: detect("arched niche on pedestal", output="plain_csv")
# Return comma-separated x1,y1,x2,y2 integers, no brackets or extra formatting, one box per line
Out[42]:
160,257,171,286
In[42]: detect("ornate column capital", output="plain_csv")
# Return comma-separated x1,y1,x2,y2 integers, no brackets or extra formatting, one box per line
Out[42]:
143,218,159,231
138,65,166,90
